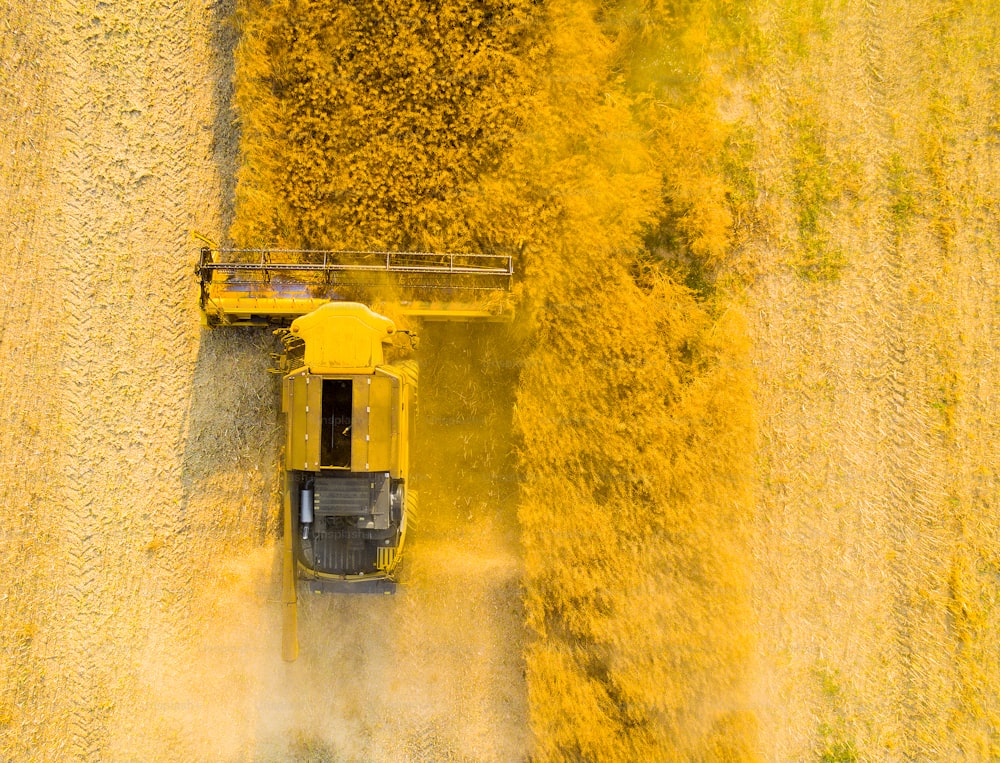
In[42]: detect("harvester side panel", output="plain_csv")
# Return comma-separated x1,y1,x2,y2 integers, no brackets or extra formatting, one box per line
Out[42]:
389,374,401,478
368,376,393,471
373,365,413,480
351,376,393,473
286,371,321,471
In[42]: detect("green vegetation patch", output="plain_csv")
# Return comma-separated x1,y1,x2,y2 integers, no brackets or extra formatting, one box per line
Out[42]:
812,664,860,762
886,151,917,226
819,728,859,763
784,0,831,59
789,107,846,281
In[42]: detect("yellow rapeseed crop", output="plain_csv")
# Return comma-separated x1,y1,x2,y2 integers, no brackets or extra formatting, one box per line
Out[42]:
232,0,544,252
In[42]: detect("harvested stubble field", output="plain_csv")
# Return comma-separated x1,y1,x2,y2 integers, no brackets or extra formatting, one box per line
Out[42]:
1,0,998,761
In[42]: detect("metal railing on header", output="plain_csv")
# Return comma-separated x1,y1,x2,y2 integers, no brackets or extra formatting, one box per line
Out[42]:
197,247,514,290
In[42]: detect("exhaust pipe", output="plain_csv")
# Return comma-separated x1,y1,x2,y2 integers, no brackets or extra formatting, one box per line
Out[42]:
300,480,314,540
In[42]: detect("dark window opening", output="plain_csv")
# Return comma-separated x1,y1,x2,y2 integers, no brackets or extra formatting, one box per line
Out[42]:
321,379,352,468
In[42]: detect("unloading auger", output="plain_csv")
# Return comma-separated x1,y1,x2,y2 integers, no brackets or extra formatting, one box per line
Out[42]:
195,242,514,660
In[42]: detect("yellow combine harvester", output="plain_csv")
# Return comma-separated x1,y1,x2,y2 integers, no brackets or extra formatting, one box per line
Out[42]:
196,245,513,660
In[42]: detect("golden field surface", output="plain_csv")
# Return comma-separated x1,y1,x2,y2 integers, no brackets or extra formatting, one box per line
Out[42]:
1,0,998,761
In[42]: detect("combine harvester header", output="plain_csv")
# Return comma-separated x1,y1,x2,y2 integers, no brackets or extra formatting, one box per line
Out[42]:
196,245,514,326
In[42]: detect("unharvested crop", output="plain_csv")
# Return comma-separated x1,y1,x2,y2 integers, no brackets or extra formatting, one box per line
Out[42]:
232,0,544,252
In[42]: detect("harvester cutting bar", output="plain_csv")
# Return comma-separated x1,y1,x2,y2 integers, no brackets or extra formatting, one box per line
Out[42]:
197,248,513,280
197,247,515,326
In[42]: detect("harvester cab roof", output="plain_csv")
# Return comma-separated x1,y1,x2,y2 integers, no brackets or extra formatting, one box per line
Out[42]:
289,301,395,373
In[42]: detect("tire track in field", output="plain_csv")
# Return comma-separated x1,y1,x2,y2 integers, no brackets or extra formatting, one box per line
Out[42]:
861,2,943,754
747,1,960,756
0,2,66,757
29,2,227,758
46,17,110,755
860,0,917,726
865,5,971,755
906,6,1000,754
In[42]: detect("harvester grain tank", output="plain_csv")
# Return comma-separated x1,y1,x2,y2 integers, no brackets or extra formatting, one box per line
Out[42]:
195,243,512,660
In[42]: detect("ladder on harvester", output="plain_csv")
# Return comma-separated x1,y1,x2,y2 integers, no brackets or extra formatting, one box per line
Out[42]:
196,246,514,327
